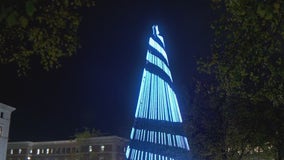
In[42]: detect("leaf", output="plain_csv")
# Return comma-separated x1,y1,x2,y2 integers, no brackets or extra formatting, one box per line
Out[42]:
26,0,36,17
264,12,273,20
19,16,28,28
64,0,69,7
257,3,265,18
0,6,8,22
273,2,280,13
6,11,18,26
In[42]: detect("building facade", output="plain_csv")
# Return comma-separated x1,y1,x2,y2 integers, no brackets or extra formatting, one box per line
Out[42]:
0,103,16,160
7,136,128,160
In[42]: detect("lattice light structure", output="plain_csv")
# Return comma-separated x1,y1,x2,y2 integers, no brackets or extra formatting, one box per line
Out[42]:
126,25,190,160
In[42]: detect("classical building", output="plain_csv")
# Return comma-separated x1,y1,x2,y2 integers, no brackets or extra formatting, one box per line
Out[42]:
0,103,16,160
7,136,128,160
126,25,190,160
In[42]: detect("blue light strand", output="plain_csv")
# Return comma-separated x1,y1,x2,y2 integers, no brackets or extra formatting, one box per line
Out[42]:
138,150,141,160
130,127,135,139
126,146,130,159
144,71,151,118
167,134,172,146
149,73,154,119
134,149,137,160
135,69,146,118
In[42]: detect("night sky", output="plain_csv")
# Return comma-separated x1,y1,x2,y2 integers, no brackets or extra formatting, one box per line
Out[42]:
0,0,212,141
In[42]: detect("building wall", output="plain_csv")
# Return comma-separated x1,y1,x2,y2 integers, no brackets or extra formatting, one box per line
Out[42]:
7,136,128,160
0,103,15,160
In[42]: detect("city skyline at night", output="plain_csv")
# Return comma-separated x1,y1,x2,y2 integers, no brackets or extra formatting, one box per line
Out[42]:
1,0,283,160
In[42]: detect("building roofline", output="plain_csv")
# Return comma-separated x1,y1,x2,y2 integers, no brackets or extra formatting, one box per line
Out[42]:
0,103,16,112
8,136,129,146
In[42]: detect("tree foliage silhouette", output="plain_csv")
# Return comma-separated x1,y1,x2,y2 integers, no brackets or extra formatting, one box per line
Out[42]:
0,0,95,75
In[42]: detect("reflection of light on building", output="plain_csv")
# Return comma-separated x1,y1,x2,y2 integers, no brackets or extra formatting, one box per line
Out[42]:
126,25,190,160
101,145,105,152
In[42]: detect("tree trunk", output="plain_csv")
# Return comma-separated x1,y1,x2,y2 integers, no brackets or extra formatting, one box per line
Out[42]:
279,143,284,160
277,147,281,160
275,142,284,160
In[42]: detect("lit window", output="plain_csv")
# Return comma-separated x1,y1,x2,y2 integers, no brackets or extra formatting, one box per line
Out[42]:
89,146,92,152
27,156,31,160
37,149,40,155
10,149,13,155
46,148,49,154
19,149,22,154
29,149,32,154
41,149,44,154
100,145,105,152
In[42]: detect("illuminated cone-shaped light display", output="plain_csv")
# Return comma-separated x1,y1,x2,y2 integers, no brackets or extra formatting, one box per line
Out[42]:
126,25,190,160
